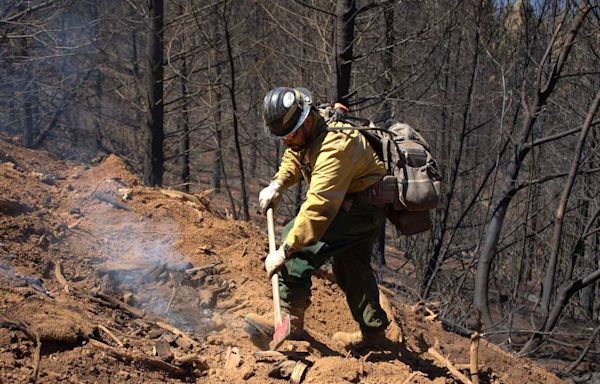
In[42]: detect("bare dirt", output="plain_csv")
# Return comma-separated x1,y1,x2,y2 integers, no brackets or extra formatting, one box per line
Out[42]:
0,140,566,383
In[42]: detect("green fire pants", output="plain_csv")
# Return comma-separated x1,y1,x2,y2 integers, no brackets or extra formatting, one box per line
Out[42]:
278,197,389,332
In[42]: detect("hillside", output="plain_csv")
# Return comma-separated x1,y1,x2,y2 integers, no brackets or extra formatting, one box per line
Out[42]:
0,140,565,384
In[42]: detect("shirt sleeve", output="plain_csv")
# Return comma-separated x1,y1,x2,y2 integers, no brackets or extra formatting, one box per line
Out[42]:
273,148,302,189
283,131,357,250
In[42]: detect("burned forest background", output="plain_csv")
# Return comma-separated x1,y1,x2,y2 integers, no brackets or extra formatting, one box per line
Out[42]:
1,0,599,362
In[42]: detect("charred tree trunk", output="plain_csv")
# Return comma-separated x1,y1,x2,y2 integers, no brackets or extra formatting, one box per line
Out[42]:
371,0,395,268
335,0,356,105
210,4,223,194
23,83,34,148
223,3,249,221
178,9,190,192
143,0,165,186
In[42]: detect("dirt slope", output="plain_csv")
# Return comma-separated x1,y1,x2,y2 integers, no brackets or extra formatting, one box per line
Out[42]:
0,140,565,384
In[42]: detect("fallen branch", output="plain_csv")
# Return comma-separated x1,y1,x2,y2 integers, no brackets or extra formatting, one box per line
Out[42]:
185,261,222,275
253,350,308,362
87,339,188,377
79,293,118,308
428,346,472,384
94,192,132,211
173,353,208,369
96,260,154,274
160,189,202,205
53,261,70,293
95,292,145,318
155,321,198,348
165,285,177,314
224,301,248,314
97,324,124,347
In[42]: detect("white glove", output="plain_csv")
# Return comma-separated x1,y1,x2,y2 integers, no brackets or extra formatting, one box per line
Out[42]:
265,245,287,277
259,180,283,214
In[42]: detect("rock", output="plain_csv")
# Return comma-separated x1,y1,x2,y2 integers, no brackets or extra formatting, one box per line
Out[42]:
152,341,173,361
160,333,178,344
223,346,242,370
146,329,165,339
199,289,216,308
175,336,193,350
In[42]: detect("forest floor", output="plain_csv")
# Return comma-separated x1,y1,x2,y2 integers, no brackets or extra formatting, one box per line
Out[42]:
0,140,572,383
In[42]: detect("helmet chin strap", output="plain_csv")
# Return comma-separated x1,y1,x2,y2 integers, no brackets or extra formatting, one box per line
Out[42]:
289,111,327,152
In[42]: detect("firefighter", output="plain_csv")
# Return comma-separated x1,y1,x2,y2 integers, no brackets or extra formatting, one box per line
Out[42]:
244,87,389,350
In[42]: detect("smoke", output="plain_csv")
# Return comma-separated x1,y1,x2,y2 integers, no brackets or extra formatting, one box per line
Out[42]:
85,184,216,334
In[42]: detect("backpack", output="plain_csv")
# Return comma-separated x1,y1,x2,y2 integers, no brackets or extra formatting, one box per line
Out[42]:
320,105,442,235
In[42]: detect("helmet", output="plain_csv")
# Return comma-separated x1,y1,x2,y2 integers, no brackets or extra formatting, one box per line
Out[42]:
263,87,313,137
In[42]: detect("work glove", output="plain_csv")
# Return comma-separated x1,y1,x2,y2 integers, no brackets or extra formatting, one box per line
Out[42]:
265,245,287,278
259,180,283,214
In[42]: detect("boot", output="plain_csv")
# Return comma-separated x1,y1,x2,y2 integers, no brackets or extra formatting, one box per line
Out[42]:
332,328,388,350
244,310,305,346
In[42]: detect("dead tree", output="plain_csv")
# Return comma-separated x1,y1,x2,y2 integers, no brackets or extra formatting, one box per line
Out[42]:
473,2,593,327
335,0,357,105
143,0,165,186
222,2,249,221
177,3,191,192
519,89,600,355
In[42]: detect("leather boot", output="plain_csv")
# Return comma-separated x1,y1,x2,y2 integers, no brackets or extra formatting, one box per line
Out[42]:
332,328,388,350
244,310,305,345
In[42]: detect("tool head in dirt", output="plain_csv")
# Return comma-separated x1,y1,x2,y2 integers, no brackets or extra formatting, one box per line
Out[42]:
269,312,291,350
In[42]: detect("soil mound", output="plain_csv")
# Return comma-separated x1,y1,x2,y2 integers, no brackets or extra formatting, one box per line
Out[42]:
0,141,564,383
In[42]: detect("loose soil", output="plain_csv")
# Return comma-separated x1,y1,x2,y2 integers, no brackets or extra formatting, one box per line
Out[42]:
0,140,566,383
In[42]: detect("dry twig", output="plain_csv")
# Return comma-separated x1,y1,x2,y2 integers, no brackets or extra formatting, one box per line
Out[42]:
87,339,188,377
185,261,222,275
96,292,145,318
470,332,480,384
165,285,177,314
428,346,472,384
53,261,69,293
97,324,124,347
224,301,248,314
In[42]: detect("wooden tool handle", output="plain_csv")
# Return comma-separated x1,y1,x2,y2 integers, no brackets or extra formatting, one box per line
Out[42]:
267,208,282,327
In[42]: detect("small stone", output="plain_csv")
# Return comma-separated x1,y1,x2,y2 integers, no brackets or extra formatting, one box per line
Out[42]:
175,336,193,350
153,341,172,357
223,346,242,370
242,370,255,380
160,333,178,344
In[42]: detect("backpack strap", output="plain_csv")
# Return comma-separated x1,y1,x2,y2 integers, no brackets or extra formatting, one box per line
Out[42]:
382,135,390,170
